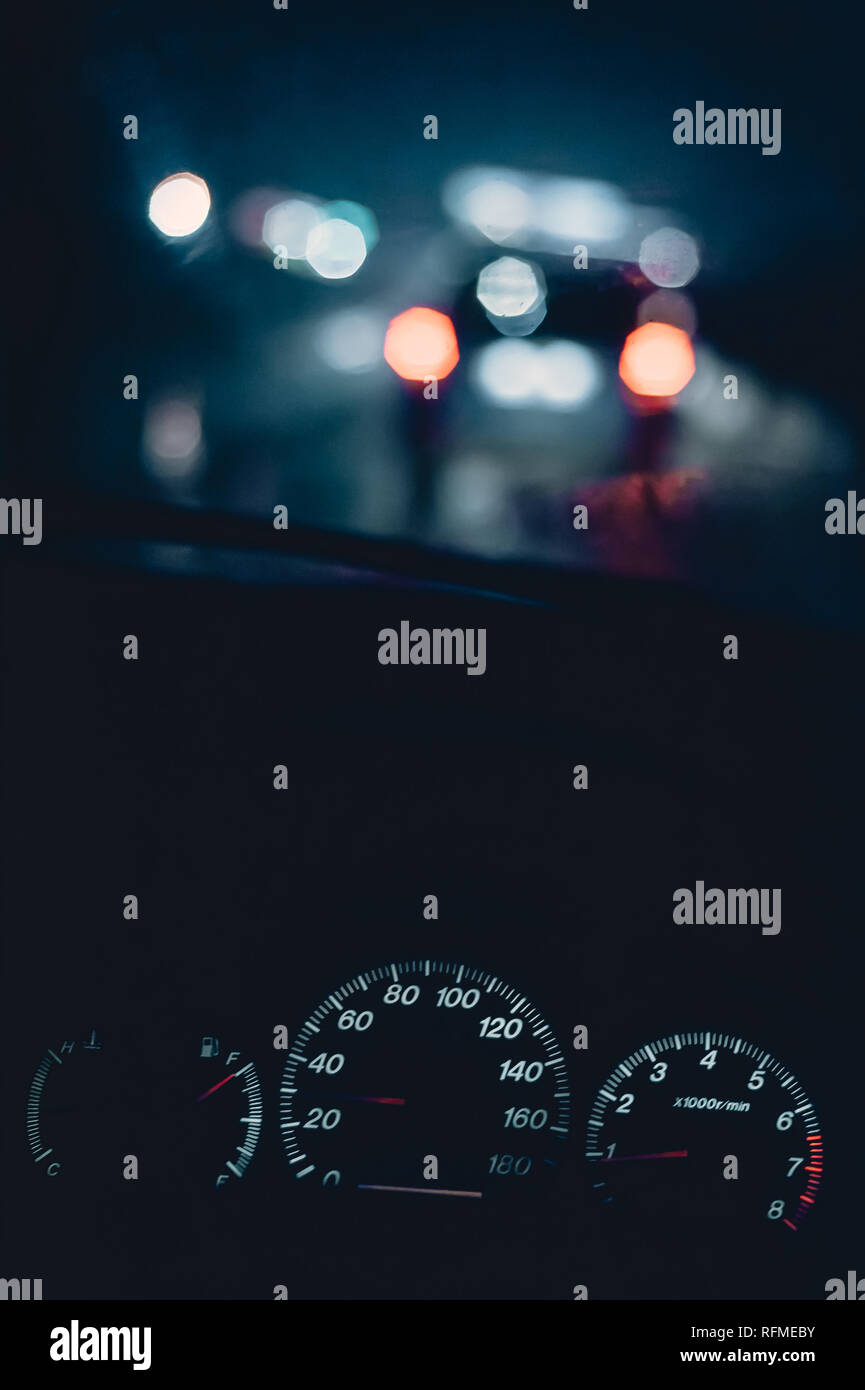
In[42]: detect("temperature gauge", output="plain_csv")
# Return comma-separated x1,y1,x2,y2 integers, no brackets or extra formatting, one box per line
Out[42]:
26,1029,116,1179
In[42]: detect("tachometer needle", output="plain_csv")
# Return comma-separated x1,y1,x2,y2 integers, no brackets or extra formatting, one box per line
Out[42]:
600,1149,688,1162
196,1072,236,1102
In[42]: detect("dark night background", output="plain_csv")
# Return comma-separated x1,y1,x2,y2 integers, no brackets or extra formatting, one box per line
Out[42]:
2,0,864,1303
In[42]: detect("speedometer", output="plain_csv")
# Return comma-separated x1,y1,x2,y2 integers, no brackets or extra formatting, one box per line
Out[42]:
280,960,571,1198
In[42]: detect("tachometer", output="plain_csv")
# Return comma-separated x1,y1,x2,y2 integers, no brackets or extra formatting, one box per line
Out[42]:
586,1031,822,1232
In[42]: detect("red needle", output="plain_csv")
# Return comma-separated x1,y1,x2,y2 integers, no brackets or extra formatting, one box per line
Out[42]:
196,1072,236,1102
600,1149,688,1162
297,1092,406,1105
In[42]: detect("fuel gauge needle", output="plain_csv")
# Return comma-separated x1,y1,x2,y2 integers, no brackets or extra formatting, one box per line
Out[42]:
196,1073,236,1102
600,1149,688,1162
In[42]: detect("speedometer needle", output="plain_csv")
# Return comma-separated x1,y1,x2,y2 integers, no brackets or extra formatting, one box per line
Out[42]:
297,1092,406,1105
600,1149,688,1162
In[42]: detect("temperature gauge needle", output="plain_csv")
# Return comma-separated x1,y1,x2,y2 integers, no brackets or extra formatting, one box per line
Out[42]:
600,1149,688,1163
196,1073,236,1103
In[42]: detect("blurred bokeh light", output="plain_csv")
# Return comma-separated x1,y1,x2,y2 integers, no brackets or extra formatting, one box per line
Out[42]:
263,197,322,258
384,307,459,381
532,176,630,246
444,166,632,254
148,174,211,238
473,338,601,409
476,256,546,333
143,397,204,478
619,322,695,398
445,169,533,244
638,227,700,289
306,217,368,279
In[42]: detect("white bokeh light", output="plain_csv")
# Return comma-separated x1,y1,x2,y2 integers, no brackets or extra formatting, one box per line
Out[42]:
263,198,322,257
472,339,537,406
533,177,630,244
465,178,532,242
534,340,601,409
305,217,367,279
148,174,211,238
638,227,700,288
444,169,533,244
472,338,601,410
476,256,545,318
444,166,637,256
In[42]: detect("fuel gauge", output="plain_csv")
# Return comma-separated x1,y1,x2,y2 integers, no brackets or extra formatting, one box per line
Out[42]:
175,1035,263,1188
